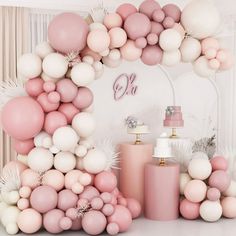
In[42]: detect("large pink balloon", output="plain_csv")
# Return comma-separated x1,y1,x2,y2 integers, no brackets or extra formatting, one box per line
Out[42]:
141,45,163,65
2,160,27,177
124,13,151,40
72,87,93,110
58,103,79,124
150,21,164,35
1,96,44,140
116,3,137,20
180,199,200,220
25,78,44,97
94,171,117,193
162,4,181,23
13,138,34,155
139,0,161,19
48,12,89,54
58,189,78,211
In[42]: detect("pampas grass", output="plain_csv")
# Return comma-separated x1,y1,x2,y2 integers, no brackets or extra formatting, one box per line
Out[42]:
90,1,108,23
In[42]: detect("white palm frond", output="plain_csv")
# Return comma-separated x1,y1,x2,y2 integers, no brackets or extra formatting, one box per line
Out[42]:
90,1,108,23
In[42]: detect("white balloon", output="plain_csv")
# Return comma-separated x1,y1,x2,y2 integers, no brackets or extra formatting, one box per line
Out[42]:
193,56,216,77
1,206,20,227
0,202,8,218
49,145,60,154
35,41,54,59
108,49,121,61
27,147,54,172
180,173,192,195
223,180,236,197
80,137,95,149
72,112,96,138
41,72,61,82
54,151,76,173
42,136,53,149
6,223,19,235
83,149,107,174
71,62,95,86
34,131,51,147
8,191,20,205
16,154,28,166
75,145,88,157
17,53,42,79
102,56,122,68
53,126,79,151
159,29,182,51
180,37,201,62
42,53,68,79
82,55,94,65
200,200,222,222
181,0,220,39
100,49,110,57
162,50,181,66
89,22,107,32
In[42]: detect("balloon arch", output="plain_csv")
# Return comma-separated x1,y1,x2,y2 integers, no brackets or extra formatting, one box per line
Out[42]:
0,0,234,235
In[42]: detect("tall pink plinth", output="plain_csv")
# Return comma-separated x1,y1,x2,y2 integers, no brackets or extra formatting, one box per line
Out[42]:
144,161,180,221
119,143,153,210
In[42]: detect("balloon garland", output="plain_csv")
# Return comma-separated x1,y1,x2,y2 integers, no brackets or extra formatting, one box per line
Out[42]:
0,0,235,235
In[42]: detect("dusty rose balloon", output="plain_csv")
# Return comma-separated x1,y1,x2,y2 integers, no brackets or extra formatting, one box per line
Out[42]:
1,97,44,140
58,189,78,211
152,9,165,23
141,45,163,65
25,78,44,97
210,156,228,171
180,199,200,220
146,33,158,45
120,40,142,61
58,103,79,124
124,13,151,40
104,13,123,30
163,16,175,29
30,186,58,213
17,208,42,234
109,27,127,49
72,87,93,110
48,12,89,53
44,111,67,134
139,0,161,19
108,205,132,232
13,138,34,155
37,92,59,112
221,197,236,218
42,169,65,191
126,198,141,219
43,81,56,93
59,217,72,230
79,186,100,201
116,3,137,20
94,171,117,193
201,38,220,54
207,188,221,201
163,4,181,23
150,21,164,35
71,218,82,230
21,169,40,189
80,46,102,61
43,209,64,234
47,91,60,104
209,170,231,192
135,37,147,49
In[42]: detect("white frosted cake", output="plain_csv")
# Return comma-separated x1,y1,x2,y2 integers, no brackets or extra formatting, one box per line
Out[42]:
127,124,150,134
153,133,173,158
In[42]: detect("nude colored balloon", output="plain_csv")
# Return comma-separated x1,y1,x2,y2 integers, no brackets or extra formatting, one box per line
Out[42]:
120,40,142,61
180,198,200,220
72,87,93,110
103,13,123,30
141,45,163,65
109,27,127,48
162,4,181,23
201,37,220,54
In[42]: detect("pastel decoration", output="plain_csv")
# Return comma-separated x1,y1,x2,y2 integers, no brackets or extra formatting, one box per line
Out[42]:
17,198,30,210
193,56,216,77
208,170,231,192
205,48,217,60
19,186,32,198
42,169,65,191
1,97,44,140
141,45,163,65
162,50,181,67
162,4,181,22
146,33,158,45
2,161,27,178
25,78,44,97
59,217,72,230
89,23,107,32
72,87,93,110
13,139,34,155
48,91,61,104
152,9,165,23
223,180,236,197
91,197,104,210
48,12,89,53
116,3,137,20
56,79,78,102
162,17,175,29
106,223,119,235
94,171,117,193
43,81,56,93
219,50,234,70
139,0,161,19
159,29,182,51
150,21,164,35
103,13,123,30
80,46,102,61
37,92,60,112
199,200,222,222
135,37,147,49
201,38,220,54
209,59,220,70
172,23,185,39
20,169,40,189
126,198,141,219
109,27,127,49
180,173,192,195
58,103,79,124
65,170,82,189
54,152,76,173
120,40,142,61
207,188,221,201
35,41,54,59
58,189,78,211
221,197,236,218
180,199,200,220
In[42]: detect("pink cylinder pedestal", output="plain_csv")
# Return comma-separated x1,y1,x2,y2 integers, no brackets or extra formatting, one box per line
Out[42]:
119,143,153,210
144,161,180,221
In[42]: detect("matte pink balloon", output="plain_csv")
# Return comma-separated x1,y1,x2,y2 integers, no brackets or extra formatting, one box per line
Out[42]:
80,46,102,61
56,79,78,103
107,222,119,235
58,189,78,211
79,186,100,201
102,204,114,216
59,217,72,230
42,169,65,191
146,33,158,45
101,192,112,204
124,13,151,40
91,197,104,210
207,188,221,201
37,92,59,112
208,170,231,192
126,198,141,219
21,168,40,189
30,186,58,213
103,13,123,30
17,198,30,210
48,12,89,53
141,45,163,65
48,91,61,104
94,171,117,193
2,160,27,177
201,38,220,54
58,103,79,124
210,156,228,171
43,209,64,234
219,50,234,70
120,40,142,61
25,78,44,97
1,96,44,140
216,49,227,62
150,21,164,35
209,59,220,70
116,3,137,20
44,111,67,134
71,218,82,230
179,199,200,220
43,81,56,93
163,16,175,29
152,9,165,23
13,138,34,155
135,37,147,49
162,4,181,23
221,197,236,218
139,0,161,19
72,87,93,110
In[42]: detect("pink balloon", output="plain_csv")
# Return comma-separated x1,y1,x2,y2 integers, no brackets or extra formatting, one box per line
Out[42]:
135,37,147,49
209,59,220,70
117,197,127,207
221,197,236,218
207,188,221,201
100,192,112,204
66,208,78,220
21,168,40,189
108,205,132,232
37,92,59,112
201,38,220,54
94,171,117,193
17,198,30,210
58,189,78,211
79,186,100,201
2,160,27,177
25,78,44,97
59,217,72,230
30,186,58,213
91,197,104,210
208,170,231,192
139,0,161,19
80,46,102,61
162,4,181,23
210,156,228,171
43,81,56,93
48,91,61,104
120,40,142,61
1,96,44,140
102,204,115,216
150,21,164,35
152,9,165,23
43,209,64,234
141,45,163,65
13,138,34,155
116,3,137,20
71,218,82,230
44,111,67,134
219,50,234,70
107,222,119,235
205,48,217,59
19,186,32,198
179,199,200,220
216,49,227,62
124,13,151,40
42,169,65,191
109,27,128,49
163,16,175,29
48,12,89,54
56,79,78,103
126,198,141,219
72,87,93,110
58,103,79,124
103,13,123,30
146,33,158,45
64,169,82,189
82,210,107,235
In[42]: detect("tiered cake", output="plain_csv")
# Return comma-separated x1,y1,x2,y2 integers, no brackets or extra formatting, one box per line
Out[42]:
153,133,172,158
163,106,184,128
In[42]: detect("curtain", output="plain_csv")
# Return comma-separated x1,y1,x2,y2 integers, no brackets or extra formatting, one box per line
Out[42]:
0,7,29,170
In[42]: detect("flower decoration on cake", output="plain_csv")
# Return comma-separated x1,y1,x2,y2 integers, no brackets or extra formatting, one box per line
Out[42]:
125,116,138,129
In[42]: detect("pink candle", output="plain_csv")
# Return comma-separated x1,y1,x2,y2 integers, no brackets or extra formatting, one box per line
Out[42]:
144,161,180,221
119,143,153,210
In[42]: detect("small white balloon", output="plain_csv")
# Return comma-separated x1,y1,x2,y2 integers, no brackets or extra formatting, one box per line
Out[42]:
193,56,216,78
102,56,122,68
0,201,8,218
54,151,76,173
1,206,20,227
35,41,54,59
42,136,53,149
42,53,68,79
6,223,19,235
100,49,110,57
200,200,222,222
34,131,51,147
8,191,20,205
82,56,94,65
162,50,181,66
49,145,60,154
108,49,121,61
180,173,192,195
89,22,108,32
75,145,88,157
159,29,182,51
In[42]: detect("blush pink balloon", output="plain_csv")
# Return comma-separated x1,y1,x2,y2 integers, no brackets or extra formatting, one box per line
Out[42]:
208,170,231,192
58,103,79,124
152,9,165,23
43,81,56,93
59,217,72,230
13,138,34,155
48,12,89,53
163,16,175,29
37,92,59,112
210,156,228,171
17,198,30,210
201,38,220,54
79,186,100,201
146,33,158,45
72,87,93,110
2,160,27,177
48,91,61,104
126,198,141,219
91,197,104,210
71,218,82,230
42,169,65,191
80,46,102,61
219,50,234,70
109,27,128,49
116,3,137,20
141,45,163,65
56,79,78,103
102,204,114,216
94,171,117,193
162,4,181,23
117,197,127,207
179,199,200,220
108,205,132,232
209,59,220,70
21,169,40,189
221,197,236,218
120,40,142,61
100,192,112,204
65,169,82,189
103,13,123,30
25,78,44,97
139,0,161,19
150,21,164,35
30,186,58,213
205,48,217,59
124,13,151,40
1,96,44,140
216,49,227,62
135,37,147,49
58,189,78,211
107,222,119,235
207,188,221,201
44,111,67,134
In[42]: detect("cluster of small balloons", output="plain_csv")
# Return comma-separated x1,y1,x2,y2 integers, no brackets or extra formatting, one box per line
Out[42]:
180,152,236,222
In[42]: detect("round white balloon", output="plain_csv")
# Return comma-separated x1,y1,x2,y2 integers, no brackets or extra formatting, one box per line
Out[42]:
193,56,216,78
1,206,20,227
82,56,94,65
35,41,54,59
89,22,107,32
54,151,76,173
102,56,122,68
75,145,88,157
200,200,222,222
180,173,192,195
159,29,182,51
41,72,61,82
6,223,19,235
162,50,181,66
34,131,51,147
223,180,236,197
